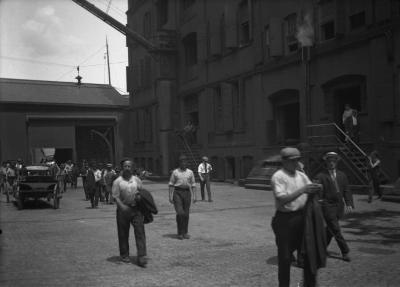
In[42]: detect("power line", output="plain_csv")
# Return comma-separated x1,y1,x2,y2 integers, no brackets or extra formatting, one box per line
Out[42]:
0,56,73,68
55,45,106,80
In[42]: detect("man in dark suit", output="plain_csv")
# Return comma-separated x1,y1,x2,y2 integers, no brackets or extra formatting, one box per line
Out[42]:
315,152,354,262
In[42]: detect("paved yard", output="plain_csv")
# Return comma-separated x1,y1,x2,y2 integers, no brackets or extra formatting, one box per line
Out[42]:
1,181,399,286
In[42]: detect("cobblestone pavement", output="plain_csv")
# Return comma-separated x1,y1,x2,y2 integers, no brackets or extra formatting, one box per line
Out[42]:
1,180,400,287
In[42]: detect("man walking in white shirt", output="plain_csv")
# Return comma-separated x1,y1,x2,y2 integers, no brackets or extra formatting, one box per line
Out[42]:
198,156,213,202
112,158,147,267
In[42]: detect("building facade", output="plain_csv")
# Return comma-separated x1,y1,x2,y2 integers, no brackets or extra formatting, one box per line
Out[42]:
0,78,130,166
126,0,400,182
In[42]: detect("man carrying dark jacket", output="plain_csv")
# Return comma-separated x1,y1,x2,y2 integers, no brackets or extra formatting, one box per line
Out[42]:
315,151,354,262
112,158,148,267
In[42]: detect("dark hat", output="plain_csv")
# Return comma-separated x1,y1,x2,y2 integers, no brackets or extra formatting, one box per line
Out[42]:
322,151,340,161
280,147,301,160
178,155,187,161
120,157,133,166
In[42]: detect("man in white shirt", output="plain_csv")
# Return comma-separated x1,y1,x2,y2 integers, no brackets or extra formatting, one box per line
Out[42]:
112,158,147,267
169,155,197,240
198,156,213,202
271,147,322,287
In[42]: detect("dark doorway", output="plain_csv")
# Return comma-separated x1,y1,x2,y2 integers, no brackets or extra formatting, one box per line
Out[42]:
226,156,235,180
276,102,300,145
333,85,362,125
54,148,73,164
270,89,300,145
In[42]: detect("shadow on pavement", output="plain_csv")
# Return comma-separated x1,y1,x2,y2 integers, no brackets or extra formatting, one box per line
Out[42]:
342,209,400,247
107,255,139,265
162,233,180,240
13,199,54,209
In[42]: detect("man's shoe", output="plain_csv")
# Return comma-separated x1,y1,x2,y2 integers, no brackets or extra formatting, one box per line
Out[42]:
183,234,190,239
342,253,351,262
121,256,131,263
137,256,148,268
177,234,184,240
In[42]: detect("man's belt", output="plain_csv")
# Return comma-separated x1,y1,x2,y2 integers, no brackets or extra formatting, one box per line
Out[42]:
174,186,190,191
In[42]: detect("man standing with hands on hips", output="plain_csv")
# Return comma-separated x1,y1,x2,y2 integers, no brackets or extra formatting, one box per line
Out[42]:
271,147,323,287
169,155,197,240
198,156,213,202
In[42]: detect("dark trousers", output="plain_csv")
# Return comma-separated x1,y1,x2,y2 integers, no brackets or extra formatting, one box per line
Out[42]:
271,210,316,287
82,176,89,200
200,174,211,201
116,208,146,259
369,171,382,199
322,205,349,255
173,188,191,235
88,188,99,208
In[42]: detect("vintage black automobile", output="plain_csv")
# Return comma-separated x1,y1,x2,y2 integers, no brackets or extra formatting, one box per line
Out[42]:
14,165,60,209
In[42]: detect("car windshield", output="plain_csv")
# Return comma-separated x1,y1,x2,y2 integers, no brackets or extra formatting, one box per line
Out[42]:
26,166,51,176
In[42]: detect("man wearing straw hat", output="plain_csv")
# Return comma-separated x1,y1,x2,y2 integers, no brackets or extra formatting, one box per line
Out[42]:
198,156,213,202
315,151,354,262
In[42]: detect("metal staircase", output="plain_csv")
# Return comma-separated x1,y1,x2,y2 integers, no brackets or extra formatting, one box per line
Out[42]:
306,123,388,186
175,131,200,175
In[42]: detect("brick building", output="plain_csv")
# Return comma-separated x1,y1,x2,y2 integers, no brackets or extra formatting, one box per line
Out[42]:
126,0,400,182
0,78,130,166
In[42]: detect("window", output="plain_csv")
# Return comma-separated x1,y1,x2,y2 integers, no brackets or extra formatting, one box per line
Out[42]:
238,0,250,45
349,11,365,29
285,13,298,52
263,25,270,59
214,86,223,132
140,56,151,88
157,0,168,28
320,21,335,40
143,12,152,39
182,0,195,10
182,33,198,67
144,107,152,142
232,81,245,130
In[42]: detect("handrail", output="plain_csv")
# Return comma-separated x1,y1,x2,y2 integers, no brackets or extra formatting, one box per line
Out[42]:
176,131,198,168
307,123,367,157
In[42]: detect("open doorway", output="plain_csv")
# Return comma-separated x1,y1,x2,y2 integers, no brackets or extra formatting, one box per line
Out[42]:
270,89,300,145
54,148,73,164
277,102,300,144
333,85,362,125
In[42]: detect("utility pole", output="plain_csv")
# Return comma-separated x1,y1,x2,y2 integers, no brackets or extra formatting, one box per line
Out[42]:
106,36,111,86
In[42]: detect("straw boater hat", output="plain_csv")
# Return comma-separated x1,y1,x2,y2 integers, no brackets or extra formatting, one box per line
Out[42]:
322,151,340,161
202,156,208,161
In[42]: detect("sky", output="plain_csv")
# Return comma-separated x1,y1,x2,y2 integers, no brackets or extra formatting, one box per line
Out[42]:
0,0,128,94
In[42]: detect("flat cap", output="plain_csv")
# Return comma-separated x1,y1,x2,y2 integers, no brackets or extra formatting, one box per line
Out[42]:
280,147,301,160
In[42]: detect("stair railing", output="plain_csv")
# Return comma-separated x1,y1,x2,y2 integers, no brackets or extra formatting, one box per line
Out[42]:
306,122,369,184
175,130,199,169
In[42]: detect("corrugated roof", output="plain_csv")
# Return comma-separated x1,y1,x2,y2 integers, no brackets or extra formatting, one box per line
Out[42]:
0,78,129,107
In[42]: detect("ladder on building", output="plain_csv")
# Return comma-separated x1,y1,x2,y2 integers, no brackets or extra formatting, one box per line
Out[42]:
306,123,388,186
